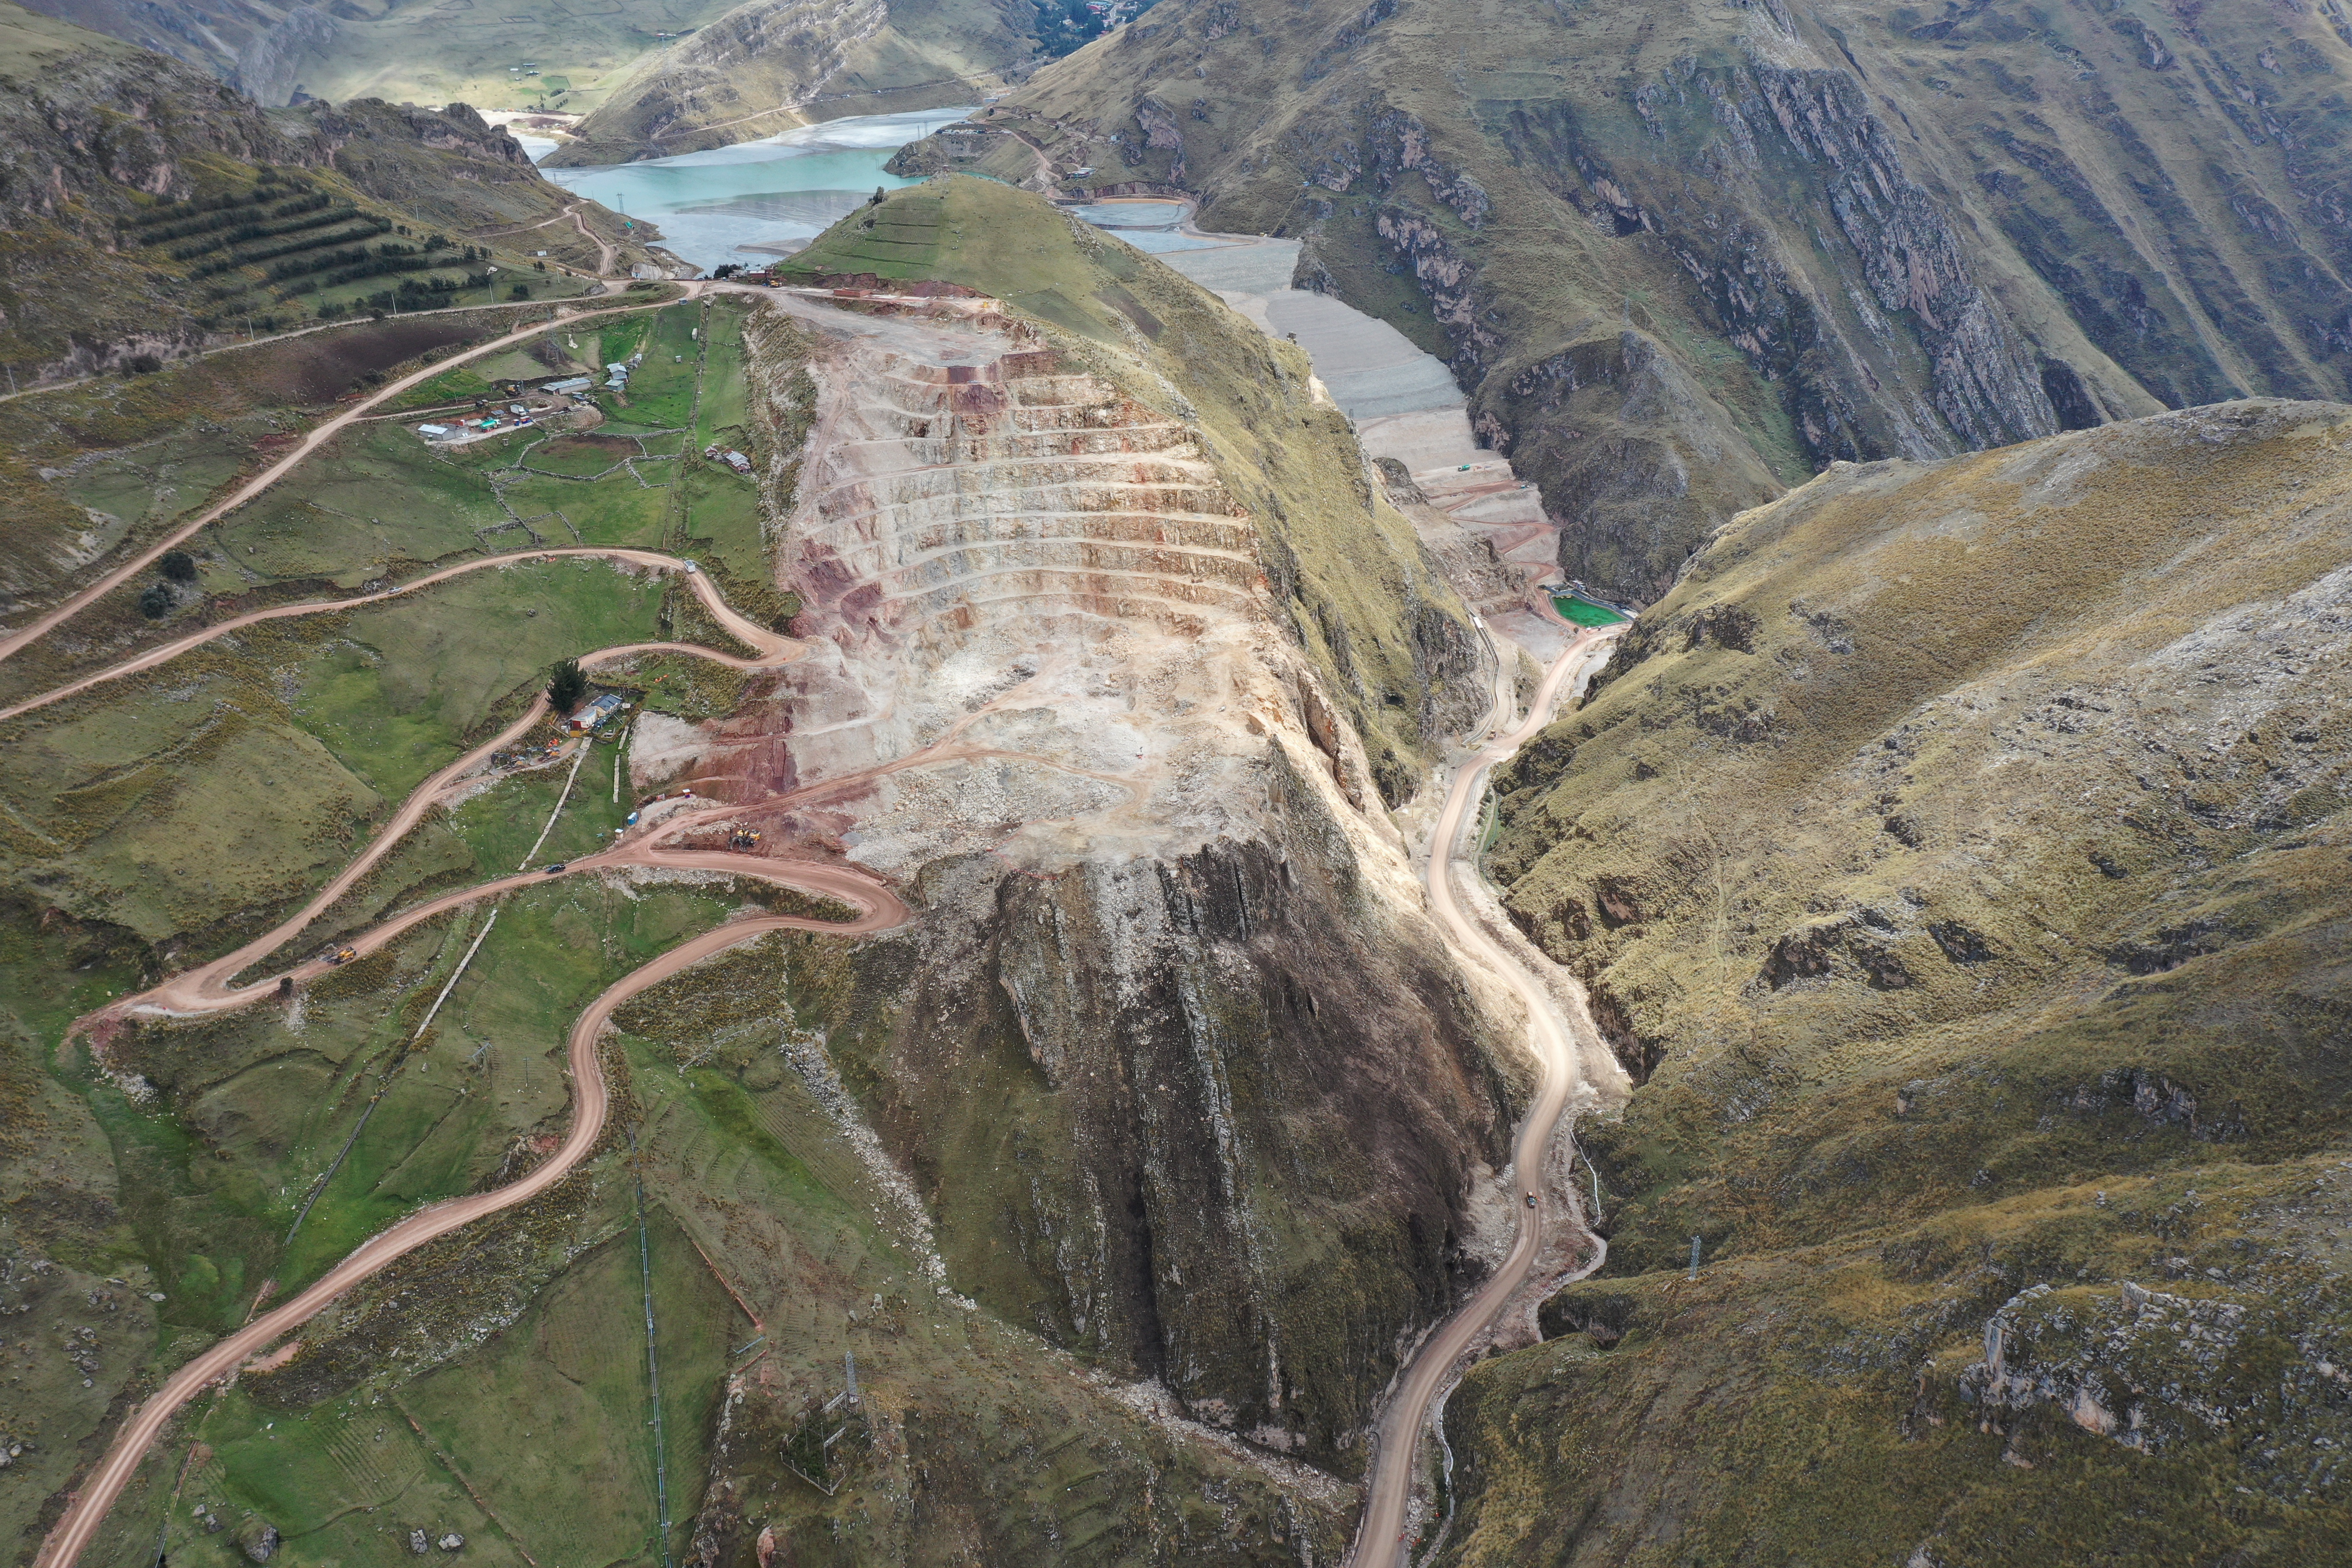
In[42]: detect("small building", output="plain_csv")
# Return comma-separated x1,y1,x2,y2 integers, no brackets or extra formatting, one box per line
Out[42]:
722,450,753,475
417,423,453,439
567,692,625,732
541,377,591,394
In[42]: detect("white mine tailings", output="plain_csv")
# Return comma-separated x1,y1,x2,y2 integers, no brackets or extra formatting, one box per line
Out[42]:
1162,240,1571,659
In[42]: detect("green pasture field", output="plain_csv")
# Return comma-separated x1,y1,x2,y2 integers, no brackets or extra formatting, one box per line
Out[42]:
583,416,680,439
611,304,704,429
211,422,505,587
404,1206,739,1568
440,735,632,873
519,432,642,477
585,315,654,376
681,466,764,585
500,470,674,547
389,361,502,410
692,302,750,450
290,556,665,798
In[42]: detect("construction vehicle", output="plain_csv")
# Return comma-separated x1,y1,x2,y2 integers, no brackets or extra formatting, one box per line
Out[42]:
322,946,357,965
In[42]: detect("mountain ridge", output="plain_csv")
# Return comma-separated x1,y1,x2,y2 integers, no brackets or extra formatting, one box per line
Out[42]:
903,0,2352,604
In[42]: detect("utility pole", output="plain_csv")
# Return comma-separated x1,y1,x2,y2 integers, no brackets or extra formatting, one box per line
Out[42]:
1687,1235,1702,1280
844,1351,860,1408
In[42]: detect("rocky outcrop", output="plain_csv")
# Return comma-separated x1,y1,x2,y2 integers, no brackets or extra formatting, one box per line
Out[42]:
910,0,2352,605
228,2,334,106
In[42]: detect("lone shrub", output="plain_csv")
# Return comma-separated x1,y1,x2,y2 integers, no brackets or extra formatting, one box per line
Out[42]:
138,583,174,618
159,549,199,583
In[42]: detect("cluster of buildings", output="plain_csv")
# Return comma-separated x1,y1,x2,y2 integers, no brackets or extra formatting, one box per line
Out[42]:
703,443,753,475
417,401,539,442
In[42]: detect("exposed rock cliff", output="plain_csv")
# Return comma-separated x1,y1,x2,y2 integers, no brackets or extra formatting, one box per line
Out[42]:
1427,399,2352,1560
648,178,1526,1467
910,0,2352,604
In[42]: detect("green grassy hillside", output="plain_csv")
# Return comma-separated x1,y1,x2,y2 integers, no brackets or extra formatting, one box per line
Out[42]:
0,0,662,381
916,0,2352,606
1425,399,2352,1563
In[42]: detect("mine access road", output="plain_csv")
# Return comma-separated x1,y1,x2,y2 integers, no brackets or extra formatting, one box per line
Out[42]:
1345,622,1622,1568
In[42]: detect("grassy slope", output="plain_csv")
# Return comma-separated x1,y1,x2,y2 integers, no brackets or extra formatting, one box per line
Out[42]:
0,306,731,1565
1425,400,2352,1563
0,259,1354,1565
0,0,657,380
925,0,2352,605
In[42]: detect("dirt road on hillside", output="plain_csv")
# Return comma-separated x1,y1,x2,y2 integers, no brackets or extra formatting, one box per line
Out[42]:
1344,624,1620,1568
32,860,905,1568
0,546,771,725
0,296,695,668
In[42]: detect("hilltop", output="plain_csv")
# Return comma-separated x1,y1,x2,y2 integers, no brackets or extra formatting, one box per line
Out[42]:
0,176,1546,1564
905,0,2352,605
545,0,1041,166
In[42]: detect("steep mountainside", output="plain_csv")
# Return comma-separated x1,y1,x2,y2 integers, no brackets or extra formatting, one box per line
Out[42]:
0,180,1539,1566
547,0,1042,166
0,0,658,381
1424,399,2352,1562
909,0,2352,604
681,178,1524,1470
16,0,755,110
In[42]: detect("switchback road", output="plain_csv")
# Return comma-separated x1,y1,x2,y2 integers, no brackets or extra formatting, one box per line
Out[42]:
0,294,699,667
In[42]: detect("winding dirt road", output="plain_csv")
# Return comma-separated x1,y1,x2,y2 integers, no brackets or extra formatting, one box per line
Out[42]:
33,867,903,1568
0,546,769,726
0,295,691,668
1344,623,1619,1568
26,544,908,1568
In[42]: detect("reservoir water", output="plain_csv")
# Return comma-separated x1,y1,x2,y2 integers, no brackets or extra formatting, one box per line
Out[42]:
521,107,976,274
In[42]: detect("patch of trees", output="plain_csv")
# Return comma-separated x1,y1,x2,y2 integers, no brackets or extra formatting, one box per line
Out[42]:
190,219,395,279
311,273,493,318
124,186,324,245
260,236,487,291
170,204,366,262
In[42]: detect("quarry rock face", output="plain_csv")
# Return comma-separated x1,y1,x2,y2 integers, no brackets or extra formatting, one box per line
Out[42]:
925,0,2352,605
683,293,1519,1464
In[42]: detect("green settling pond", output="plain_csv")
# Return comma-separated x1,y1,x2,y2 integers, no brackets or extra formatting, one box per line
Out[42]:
1556,594,1630,628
